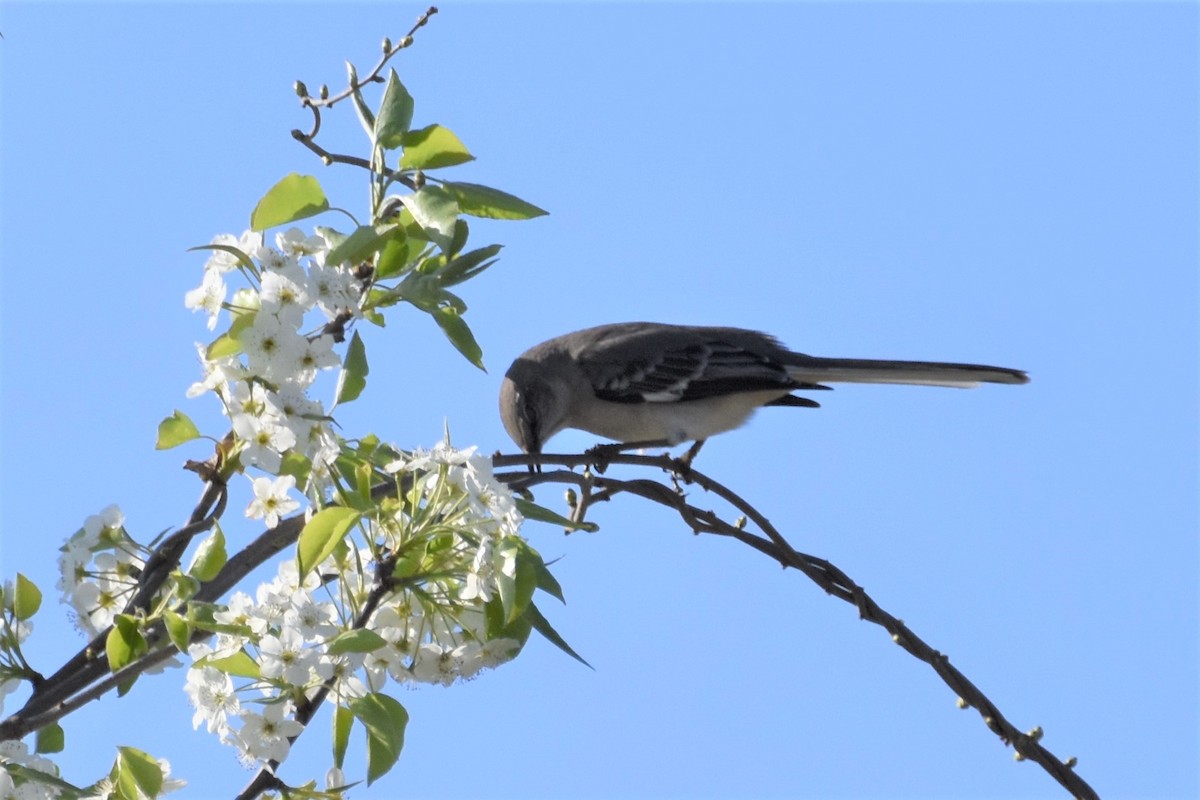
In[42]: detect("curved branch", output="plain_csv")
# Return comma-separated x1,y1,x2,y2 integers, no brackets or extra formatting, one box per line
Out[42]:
492,450,1098,800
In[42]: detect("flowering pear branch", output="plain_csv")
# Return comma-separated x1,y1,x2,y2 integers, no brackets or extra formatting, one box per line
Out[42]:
0,14,554,798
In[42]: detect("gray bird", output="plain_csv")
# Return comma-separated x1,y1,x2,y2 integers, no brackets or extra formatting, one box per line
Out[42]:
499,322,1028,456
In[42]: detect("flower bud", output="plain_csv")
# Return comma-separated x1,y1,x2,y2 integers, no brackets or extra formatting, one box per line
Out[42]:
294,80,308,98
382,37,393,54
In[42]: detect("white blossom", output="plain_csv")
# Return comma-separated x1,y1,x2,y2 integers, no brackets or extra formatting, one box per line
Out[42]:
232,413,297,474
277,227,326,258
241,313,306,384
245,475,299,528
185,667,240,735
235,702,304,765
185,267,227,330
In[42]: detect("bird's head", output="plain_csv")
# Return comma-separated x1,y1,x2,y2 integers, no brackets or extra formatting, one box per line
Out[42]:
499,356,568,455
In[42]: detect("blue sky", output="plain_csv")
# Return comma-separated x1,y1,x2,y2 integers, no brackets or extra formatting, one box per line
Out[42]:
1,3,1197,799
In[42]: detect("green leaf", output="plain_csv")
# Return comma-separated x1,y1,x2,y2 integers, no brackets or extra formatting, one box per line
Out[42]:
250,173,329,232
297,507,362,577
346,62,375,138
443,181,548,220
439,244,502,286
205,331,241,360
374,236,415,280
514,497,597,533
106,615,147,673
393,271,465,314
448,218,470,257
431,307,485,371
491,609,533,650
327,628,387,655
280,451,313,485
187,527,228,582
163,609,191,653
325,222,399,267
335,331,369,405
315,225,349,253
116,746,163,800
333,704,353,769
391,538,429,580
400,186,459,253
374,69,414,149
155,410,201,450
199,648,261,679
350,693,409,785
35,723,64,754
206,307,256,361
506,545,539,624
13,573,42,620
399,124,474,170
526,602,591,669
511,542,567,604
535,559,566,604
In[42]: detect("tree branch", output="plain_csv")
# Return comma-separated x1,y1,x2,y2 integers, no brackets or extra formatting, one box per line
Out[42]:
492,450,1098,800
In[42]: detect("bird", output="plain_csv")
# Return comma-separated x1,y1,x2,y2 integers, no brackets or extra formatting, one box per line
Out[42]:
499,322,1029,458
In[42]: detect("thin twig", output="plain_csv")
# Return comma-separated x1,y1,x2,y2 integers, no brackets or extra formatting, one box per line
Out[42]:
289,6,438,188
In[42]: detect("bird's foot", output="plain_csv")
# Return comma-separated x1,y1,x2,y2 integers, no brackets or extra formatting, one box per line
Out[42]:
584,442,623,474
585,439,674,473
669,440,705,483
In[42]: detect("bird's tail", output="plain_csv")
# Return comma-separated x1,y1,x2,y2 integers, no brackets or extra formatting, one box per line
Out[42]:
786,357,1029,388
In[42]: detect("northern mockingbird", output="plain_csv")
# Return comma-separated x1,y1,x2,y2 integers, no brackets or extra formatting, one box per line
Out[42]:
500,322,1029,456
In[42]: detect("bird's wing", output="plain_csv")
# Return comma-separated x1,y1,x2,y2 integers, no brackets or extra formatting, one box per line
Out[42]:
575,326,826,404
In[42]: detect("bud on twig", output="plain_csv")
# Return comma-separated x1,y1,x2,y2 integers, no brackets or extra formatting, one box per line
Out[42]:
294,80,308,98
382,37,393,54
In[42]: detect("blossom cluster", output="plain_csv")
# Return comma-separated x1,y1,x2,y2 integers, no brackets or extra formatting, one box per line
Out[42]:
185,441,526,769
0,741,62,800
56,505,145,637
186,228,361,488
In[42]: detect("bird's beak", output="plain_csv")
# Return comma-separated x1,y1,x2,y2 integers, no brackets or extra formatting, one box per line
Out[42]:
526,440,542,473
